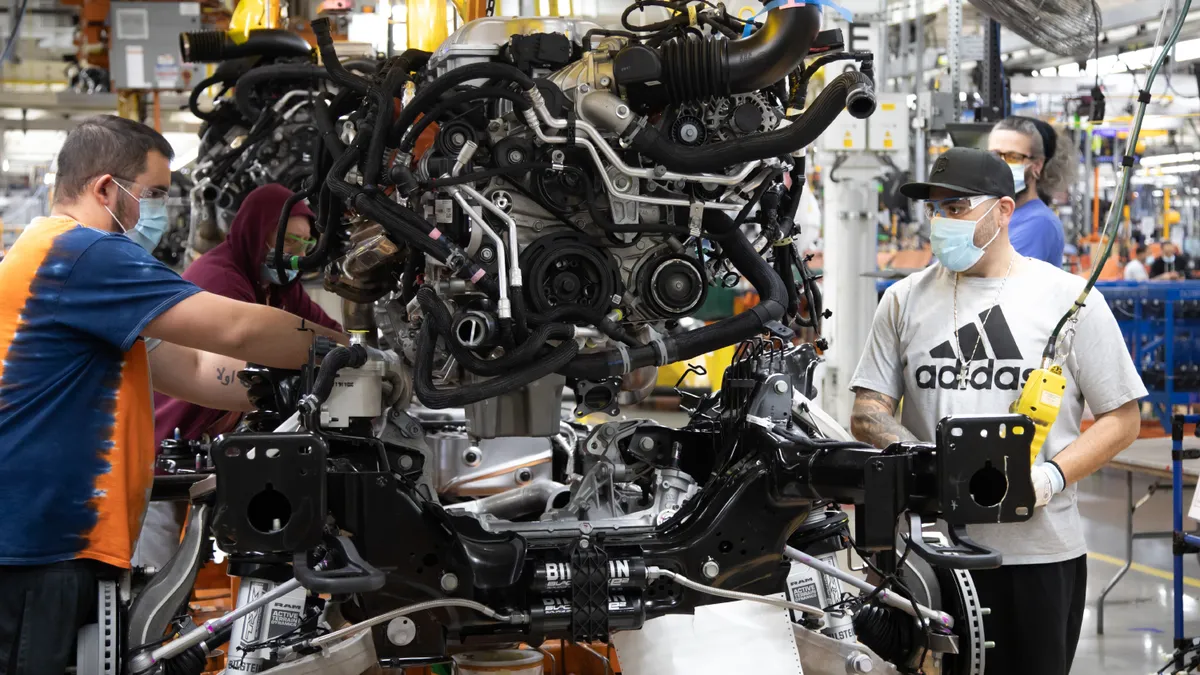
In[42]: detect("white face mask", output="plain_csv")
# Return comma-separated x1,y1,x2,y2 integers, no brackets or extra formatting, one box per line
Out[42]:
929,200,1001,272
1008,163,1027,194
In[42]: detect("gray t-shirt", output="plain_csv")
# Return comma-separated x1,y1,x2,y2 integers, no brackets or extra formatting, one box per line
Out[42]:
849,258,1147,565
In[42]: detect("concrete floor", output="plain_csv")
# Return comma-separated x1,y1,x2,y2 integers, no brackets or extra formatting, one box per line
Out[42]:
1072,462,1200,674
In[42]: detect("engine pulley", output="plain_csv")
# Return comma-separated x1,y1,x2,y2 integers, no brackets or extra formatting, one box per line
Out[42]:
640,254,708,319
670,115,707,147
520,232,622,315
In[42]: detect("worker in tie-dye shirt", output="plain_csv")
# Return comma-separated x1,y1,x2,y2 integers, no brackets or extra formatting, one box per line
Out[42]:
0,116,343,673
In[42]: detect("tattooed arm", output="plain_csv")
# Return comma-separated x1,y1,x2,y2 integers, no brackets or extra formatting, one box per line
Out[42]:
149,341,255,412
850,388,919,447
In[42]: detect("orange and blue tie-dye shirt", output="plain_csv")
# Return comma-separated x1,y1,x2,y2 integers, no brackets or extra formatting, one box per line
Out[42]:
0,216,200,568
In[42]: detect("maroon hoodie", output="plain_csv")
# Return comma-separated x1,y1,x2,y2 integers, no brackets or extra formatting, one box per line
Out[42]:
153,184,342,446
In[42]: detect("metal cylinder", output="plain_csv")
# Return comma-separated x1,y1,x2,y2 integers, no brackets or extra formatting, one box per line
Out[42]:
785,550,856,643
226,576,308,675
530,593,645,633
530,558,647,593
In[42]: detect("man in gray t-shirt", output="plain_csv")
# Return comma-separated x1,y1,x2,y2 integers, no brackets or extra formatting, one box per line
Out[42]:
849,148,1144,675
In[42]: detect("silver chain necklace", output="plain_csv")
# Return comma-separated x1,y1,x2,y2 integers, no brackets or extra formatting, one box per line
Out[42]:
952,252,1016,390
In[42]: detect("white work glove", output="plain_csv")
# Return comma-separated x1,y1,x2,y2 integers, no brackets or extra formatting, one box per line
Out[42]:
1031,461,1066,508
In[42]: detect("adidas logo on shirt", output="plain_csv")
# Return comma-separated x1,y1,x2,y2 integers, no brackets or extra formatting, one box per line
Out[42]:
915,306,1035,391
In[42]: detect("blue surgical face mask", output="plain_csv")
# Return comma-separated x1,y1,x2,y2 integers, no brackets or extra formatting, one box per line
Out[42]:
262,262,300,285
1009,163,1027,194
263,249,299,285
930,200,1001,273
106,181,168,253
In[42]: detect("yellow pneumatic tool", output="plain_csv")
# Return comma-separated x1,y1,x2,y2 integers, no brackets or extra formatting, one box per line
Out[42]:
1011,362,1067,465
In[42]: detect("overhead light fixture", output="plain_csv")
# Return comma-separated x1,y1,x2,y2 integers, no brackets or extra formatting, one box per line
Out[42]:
1140,152,1200,167
1158,163,1200,174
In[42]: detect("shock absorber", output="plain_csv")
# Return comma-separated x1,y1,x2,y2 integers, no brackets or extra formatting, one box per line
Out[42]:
785,509,856,642
226,563,310,675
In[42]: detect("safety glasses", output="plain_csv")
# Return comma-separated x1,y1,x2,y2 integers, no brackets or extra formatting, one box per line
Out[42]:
113,176,169,202
990,150,1032,164
284,233,317,255
923,195,997,220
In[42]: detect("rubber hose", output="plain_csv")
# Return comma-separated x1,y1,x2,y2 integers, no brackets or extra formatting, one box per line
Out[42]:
347,190,498,297
628,70,875,173
179,29,312,63
417,288,574,377
398,86,531,152
273,187,311,284
366,68,411,187
311,18,371,94
558,210,785,379
413,319,578,408
527,304,636,346
310,345,369,406
388,62,536,143
312,94,348,156
343,59,380,75
234,64,332,121
188,73,235,122
363,49,432,187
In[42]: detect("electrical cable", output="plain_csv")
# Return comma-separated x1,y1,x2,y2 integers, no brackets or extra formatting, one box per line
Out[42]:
1045,0,1191,362
646,566,825,617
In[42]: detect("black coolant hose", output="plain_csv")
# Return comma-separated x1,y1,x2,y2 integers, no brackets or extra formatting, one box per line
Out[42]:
527,303,637,346
558,210,785,380
627,70,876,174
188,73,236,122
388,62,536,144
180,29,312,63
329,175,498,297
413,318,579,408
363,49,433,188
417,288,574,377
311,18,370,94
300,345,369,421
234,64,332,121
398,86,531,153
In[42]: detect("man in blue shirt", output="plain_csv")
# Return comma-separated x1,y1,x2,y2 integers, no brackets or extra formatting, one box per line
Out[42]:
987,117,1069,267
0,116,344,673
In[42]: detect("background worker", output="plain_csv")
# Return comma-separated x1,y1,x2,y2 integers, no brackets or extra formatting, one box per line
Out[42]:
1151,240,1192,280
137,184,343,568
987,116,1075,268
1124,244,1150,281
154,183,341,447
849,148,1144,675
0,115,343,672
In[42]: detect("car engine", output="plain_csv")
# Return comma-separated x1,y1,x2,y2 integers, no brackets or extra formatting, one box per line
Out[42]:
111,6,1035,675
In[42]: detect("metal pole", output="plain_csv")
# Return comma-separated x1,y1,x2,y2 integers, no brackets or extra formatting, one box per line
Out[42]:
1096,470,1135,635
821,156,880,427
946,0,962,120
1173,415,1185,668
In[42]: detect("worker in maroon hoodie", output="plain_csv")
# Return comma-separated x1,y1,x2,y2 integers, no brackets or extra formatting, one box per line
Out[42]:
138,184,342,565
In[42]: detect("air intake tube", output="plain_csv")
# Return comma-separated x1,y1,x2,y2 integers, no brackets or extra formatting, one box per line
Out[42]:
614,2,821,103
624,70,876,173
179,29,312,63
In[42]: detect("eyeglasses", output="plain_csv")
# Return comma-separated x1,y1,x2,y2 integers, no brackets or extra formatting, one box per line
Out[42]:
990,150,1033,164
284,233,317,256
113,176,169,202
923,195,997,219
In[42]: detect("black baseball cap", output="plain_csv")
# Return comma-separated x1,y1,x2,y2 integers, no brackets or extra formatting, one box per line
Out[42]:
900,147,1016,201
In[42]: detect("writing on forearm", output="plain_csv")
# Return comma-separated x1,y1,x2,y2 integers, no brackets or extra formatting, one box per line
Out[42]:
850,389,919,448
215,366,233,386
